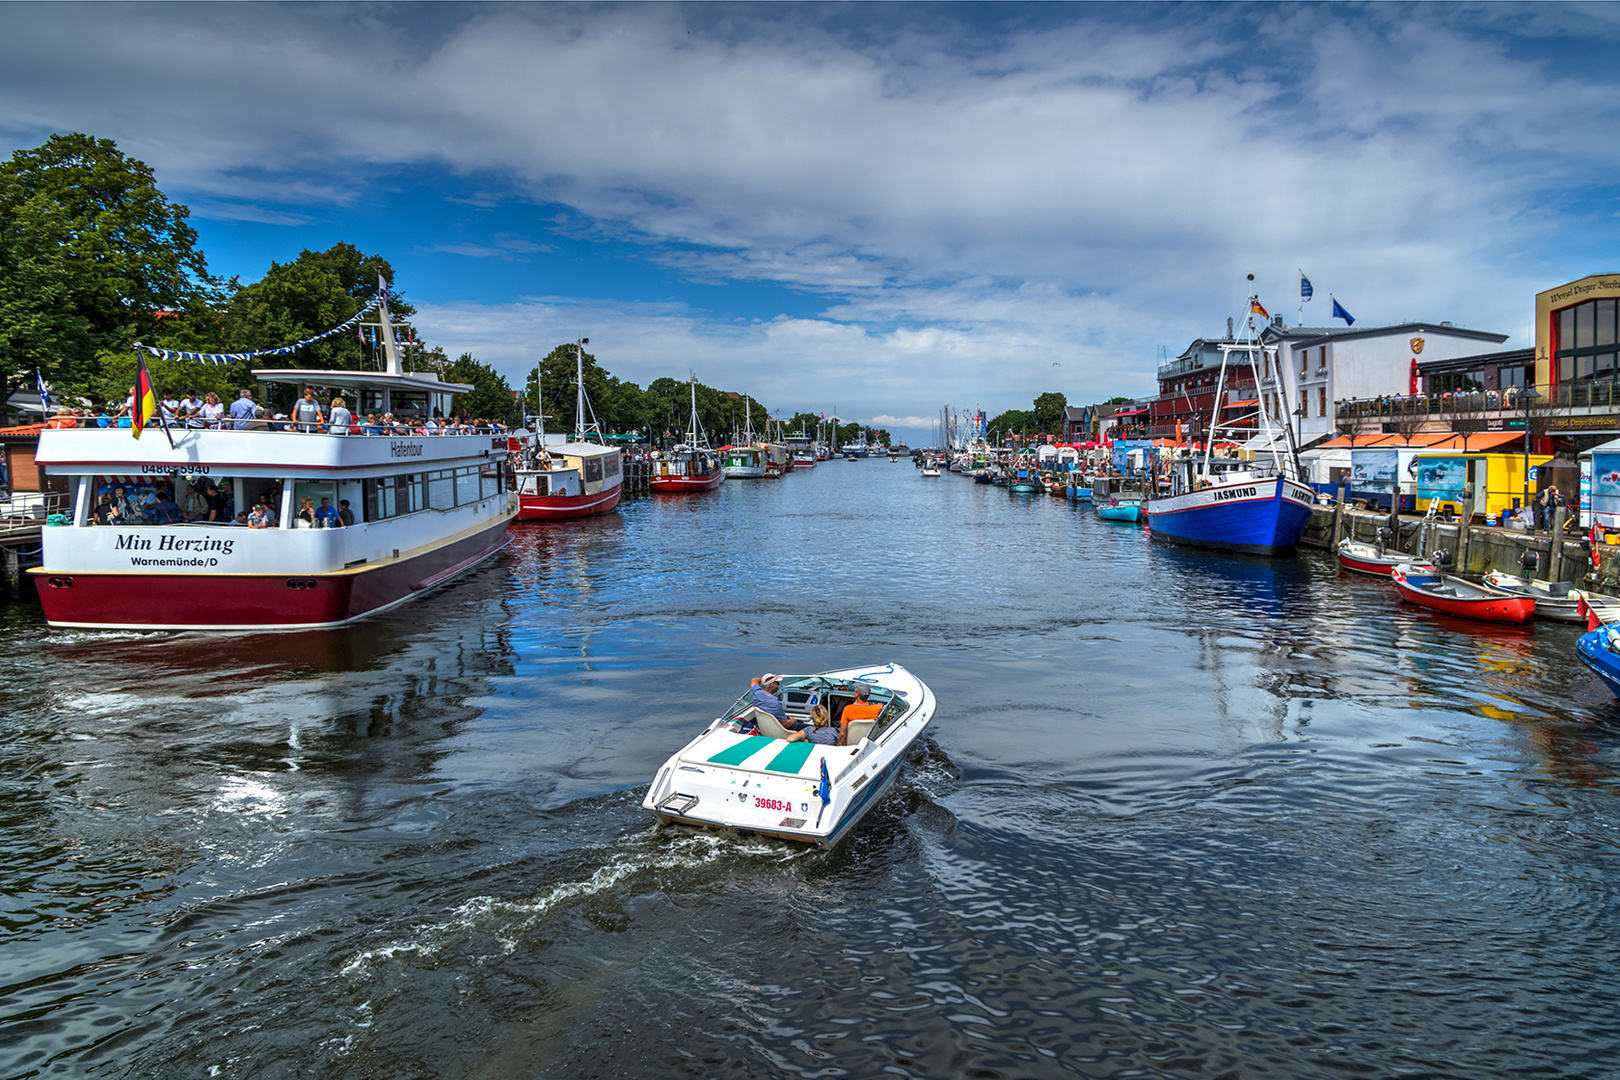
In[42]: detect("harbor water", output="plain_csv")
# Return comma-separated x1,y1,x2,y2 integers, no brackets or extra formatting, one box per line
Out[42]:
3,459,1618,1079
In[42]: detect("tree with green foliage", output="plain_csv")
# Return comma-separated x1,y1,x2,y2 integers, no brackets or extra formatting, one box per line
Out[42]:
0,132,219,417
218,242,413,372
524,342,656,436
987,408,1033,442
444,353,518,424
1031,391,1067,435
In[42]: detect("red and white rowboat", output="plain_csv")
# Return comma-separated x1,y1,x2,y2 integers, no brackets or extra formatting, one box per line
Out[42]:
1337,538,1430,577
1389,564,1536,623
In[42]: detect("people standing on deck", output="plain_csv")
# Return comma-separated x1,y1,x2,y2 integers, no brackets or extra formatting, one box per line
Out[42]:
337,499,355,528
314,498,341,528
293,388,324,433
198,392,225,428
229,388,257,430
327,396,353,435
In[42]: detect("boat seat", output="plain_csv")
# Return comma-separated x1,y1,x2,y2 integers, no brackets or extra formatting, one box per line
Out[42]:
843,718,877,744
733,705,796,740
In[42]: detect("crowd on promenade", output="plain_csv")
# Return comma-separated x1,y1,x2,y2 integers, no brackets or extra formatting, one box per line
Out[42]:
46,386,508,436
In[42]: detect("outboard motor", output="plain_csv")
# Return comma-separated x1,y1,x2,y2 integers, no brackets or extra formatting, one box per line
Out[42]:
1375,526,1394,558
1431,548,1454,573
1520,547,1540,578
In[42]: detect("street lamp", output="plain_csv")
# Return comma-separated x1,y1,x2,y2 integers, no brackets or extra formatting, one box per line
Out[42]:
1521,386,1542,528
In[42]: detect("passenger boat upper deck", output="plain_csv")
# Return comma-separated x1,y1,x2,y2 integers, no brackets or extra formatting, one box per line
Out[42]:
30,288,516,631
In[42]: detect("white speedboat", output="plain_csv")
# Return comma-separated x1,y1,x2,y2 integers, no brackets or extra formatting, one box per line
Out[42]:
642,663,936,847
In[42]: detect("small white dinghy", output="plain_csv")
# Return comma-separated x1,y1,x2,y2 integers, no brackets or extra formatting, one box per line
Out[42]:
642,664,936,847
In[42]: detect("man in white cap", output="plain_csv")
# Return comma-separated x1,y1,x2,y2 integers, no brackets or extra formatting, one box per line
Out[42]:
749,672,803,732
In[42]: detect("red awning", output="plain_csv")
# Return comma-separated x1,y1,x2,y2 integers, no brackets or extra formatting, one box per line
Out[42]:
1224,399,1259,408
1109,407,1149,418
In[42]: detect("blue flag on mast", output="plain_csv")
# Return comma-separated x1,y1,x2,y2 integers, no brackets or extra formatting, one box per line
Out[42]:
1331,297,1355,326
1300,274,1313,300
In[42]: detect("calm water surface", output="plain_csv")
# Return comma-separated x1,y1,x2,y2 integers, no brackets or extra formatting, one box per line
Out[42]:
3,460,1619,1078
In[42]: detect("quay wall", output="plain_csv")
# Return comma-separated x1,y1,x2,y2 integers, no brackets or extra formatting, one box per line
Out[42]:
1303,504,1620,588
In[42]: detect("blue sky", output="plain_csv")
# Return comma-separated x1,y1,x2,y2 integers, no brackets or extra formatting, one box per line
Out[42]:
5,2,1620,443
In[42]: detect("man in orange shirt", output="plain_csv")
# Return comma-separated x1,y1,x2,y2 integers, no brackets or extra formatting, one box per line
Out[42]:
838,681,883,744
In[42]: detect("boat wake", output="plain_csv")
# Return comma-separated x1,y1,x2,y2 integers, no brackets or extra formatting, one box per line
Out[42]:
339,820,808,979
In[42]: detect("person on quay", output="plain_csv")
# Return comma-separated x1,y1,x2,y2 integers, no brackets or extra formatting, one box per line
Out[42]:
838,681,883,745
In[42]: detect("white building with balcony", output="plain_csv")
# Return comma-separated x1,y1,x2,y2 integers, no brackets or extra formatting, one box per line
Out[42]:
1258,319,1508,441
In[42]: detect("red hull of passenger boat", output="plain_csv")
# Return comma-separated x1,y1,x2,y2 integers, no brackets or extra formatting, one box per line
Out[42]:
515,485,622,521
34,516,511,631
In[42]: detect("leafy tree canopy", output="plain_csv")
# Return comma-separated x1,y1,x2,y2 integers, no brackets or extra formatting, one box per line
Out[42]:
0,132,217,400
219,242,413,372
1031,391,1067,435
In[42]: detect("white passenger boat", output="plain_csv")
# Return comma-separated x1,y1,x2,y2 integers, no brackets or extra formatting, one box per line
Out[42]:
642,663,936,847
31,288,516,631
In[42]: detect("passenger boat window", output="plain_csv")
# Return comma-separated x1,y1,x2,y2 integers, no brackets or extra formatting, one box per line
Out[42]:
291,480,339,527
480,463,503,499
363,474,426,521
455,468,479,505
584,456,603,483
427,470,455,510
602,454,620,479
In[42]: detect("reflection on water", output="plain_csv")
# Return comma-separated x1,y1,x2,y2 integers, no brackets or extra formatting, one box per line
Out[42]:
2,464,1619,1079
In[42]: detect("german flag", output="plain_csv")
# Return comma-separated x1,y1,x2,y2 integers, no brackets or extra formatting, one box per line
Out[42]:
1250,299,1270,320
131,353,174,447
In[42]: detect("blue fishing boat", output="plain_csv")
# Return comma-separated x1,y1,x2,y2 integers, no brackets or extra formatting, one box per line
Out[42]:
1144,290,1314,556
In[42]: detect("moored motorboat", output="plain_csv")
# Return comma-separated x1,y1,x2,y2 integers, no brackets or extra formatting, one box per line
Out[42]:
1092,476,1146,522
650,375,724,493
642,663,936,847
1337,538,1428,577
1390,563,1536,623
1576,595,1620,697
1480,571,1620,623
511,338,622,521
721,397,767,479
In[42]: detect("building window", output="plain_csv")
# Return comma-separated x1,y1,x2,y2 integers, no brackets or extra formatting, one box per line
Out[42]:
1299,390,1308,417
1432,370,1485,394
1555,297,1620,384
1319,388,1327,417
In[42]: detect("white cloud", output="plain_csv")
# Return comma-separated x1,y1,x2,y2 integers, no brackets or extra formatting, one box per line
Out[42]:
3,3,1619,430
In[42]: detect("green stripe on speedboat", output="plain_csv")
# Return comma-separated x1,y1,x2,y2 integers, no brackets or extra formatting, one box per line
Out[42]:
765,741,815,774
708,736,775,766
